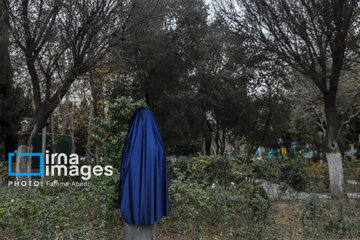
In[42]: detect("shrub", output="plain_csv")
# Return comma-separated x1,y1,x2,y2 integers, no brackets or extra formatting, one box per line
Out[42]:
167,156,192,181
299,195,360,239
253,157,309,192
0,179,122,239
168,155,239,187
90,97,147,224
253,157,281,182
247,185,270,221
165,156,272,239
94,97,147,169
279,158,308,192
305,161,330,191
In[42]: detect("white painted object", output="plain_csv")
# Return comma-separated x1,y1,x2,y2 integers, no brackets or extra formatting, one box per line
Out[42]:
302,151,313,158
41,126,46,179
326,152,346,197
15,145,33,181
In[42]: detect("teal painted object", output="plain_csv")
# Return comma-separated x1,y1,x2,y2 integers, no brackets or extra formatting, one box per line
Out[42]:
4,134,72,170
31,134,72,168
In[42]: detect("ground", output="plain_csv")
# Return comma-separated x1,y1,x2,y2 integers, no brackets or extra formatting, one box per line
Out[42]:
103,199,360,240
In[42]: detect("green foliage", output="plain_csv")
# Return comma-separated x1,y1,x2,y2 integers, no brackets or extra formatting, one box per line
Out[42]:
0,179,122,240
0,154,271,240
165,173,272,239
247,185,270,221
185,155,236,185
299,195,360,239
84,97,146,233
85,168,121,221
91,97,147,229
289,114,323,161
279,158,308,192
166,155,272,239
2,154,359,239
95,97,147,169
168,175,231,230
254,157,309,192
107,0,293,155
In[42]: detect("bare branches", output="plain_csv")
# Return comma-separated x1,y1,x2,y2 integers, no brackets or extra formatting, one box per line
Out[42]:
217,0,360,97
6,0,143,142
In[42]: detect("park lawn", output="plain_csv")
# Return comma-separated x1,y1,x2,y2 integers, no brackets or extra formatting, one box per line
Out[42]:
157,199,359,240
1,188,359,239
1,156,360,239
97,199,360,240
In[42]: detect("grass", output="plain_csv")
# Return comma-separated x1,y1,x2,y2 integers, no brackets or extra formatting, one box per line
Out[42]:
1,157,360,239
49,198,358,240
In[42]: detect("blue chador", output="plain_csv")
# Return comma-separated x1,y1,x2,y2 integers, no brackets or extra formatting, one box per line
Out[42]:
118,108,169,226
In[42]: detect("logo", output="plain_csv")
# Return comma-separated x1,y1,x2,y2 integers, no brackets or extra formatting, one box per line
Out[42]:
8,150,113,180
8,150,43,176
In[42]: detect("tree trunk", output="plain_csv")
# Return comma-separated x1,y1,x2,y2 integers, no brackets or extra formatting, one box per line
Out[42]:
326,151,345,196
215,121,220,155
51,114,55,153
205,137,211,155
41,126,46,179
205,120,213,155
86,104,94,161
90,71,99,163
260,85,273,147
16,106,52,181
70,102,76,154
144,83,152,108
220,128,226,155
15,131,33,181
0,0,34,182
323,93,346,198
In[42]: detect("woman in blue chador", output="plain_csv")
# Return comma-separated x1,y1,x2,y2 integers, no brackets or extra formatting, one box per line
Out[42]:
118,108,169,226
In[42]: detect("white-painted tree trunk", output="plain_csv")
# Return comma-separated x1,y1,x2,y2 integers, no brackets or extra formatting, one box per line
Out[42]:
70,102,76,154
41,126,46,179
326,152,346,197
51,115,55,152
123,222,155,240
15,145,33,181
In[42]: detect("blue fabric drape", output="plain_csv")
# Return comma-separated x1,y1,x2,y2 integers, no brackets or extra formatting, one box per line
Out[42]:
118,108,169,226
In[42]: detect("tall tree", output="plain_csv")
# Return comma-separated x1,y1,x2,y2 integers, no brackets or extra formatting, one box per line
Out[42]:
110,0,291,155
0,0,31,157
110,0,210,155
5,0,142,180
217,0,360,197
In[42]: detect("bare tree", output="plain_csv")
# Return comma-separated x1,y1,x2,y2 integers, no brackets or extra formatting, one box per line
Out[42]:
5,0,138,181
217,0,360,197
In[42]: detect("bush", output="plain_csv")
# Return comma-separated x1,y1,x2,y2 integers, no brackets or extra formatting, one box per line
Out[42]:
90,97,147,225
247,185,270,221
165,155,272,239
94,97,147,169
279,158,308,191
299,195,360,239
165,175,272,239
305,161,330,191
0,178,122,239
254,157,309,191
168,155,239,187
